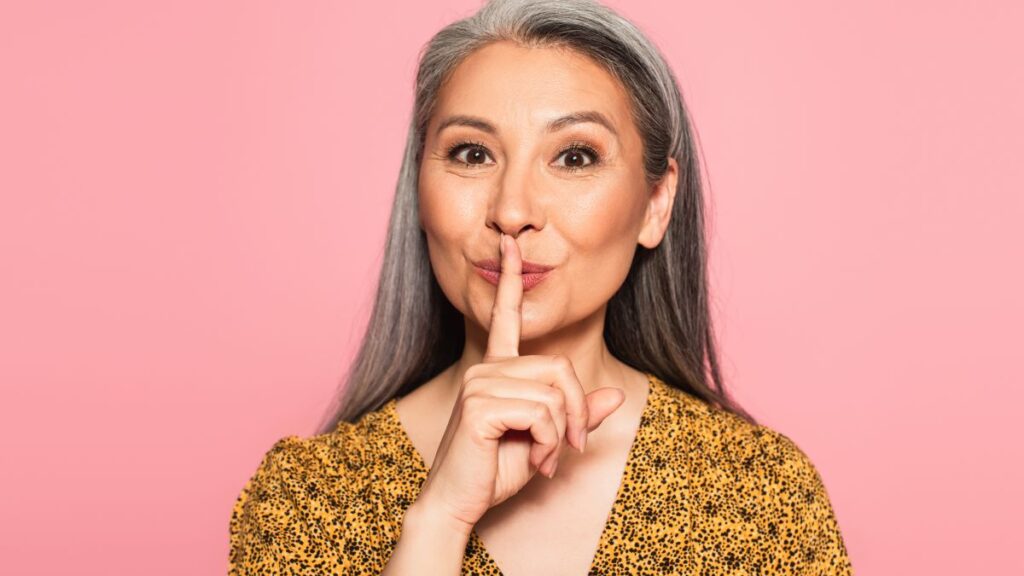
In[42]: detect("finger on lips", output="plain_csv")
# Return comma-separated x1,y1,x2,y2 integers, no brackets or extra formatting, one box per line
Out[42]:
479,233,587,469
484,232,523,362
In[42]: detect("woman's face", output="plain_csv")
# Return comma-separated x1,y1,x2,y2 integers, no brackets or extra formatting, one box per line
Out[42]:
418,41,677,341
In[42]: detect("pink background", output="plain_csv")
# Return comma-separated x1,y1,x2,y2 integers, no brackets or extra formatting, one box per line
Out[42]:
2,1,1021,574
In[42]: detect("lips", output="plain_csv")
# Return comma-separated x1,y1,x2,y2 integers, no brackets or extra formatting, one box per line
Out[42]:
472,258,554,274
471,258,554,291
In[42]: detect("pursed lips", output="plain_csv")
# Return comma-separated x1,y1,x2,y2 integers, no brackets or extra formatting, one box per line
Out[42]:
472,258,554,274
472,258,555,291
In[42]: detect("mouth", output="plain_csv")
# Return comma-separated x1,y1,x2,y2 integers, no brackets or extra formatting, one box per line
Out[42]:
472,258,555,291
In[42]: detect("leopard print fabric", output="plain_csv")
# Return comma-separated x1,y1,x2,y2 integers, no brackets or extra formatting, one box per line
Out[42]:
229,373,853,574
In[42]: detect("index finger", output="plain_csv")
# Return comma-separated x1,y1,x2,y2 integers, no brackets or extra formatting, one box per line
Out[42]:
484,233,523,361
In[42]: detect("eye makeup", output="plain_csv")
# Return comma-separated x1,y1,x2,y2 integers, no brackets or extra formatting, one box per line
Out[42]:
443,139,605,173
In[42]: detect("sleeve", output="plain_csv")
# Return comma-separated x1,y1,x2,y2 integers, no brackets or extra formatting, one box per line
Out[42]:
228,436,348,576
756,427,855,576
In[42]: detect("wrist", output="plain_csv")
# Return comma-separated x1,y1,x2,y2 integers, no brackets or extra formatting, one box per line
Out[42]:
385,496,473,575
403,493,475,540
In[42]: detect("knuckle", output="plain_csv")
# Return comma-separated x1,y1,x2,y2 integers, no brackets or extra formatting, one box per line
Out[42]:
531,401,549,421
552,354,574,375
464,364,484,383
461,394,486,416
543,386,565,410
462,377,482,396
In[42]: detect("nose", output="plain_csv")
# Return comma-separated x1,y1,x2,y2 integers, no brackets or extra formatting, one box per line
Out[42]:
486,157,546,239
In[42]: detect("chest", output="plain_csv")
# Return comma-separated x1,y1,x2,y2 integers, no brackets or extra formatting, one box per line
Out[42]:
470,449,628,576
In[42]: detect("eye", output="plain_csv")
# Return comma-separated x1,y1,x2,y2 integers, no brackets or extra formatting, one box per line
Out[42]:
446,141,494,168
554,142,601,172
444,140,602,172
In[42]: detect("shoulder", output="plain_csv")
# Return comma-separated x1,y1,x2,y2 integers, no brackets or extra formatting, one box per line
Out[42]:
229,408,401,575
228,422,371,536
234,416,379,501
657,381,824,488
656,381,853,573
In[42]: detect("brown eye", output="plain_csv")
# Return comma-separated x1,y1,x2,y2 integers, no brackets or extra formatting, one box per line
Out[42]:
554,145,600,171
447,143,494,167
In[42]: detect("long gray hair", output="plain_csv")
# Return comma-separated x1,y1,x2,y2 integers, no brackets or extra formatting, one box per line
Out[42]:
318,0,756,433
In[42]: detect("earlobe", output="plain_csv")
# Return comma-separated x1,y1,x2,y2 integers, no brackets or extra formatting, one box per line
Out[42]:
637,157,679,249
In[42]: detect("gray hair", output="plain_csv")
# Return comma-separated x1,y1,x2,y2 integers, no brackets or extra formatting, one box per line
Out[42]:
318,0,756,432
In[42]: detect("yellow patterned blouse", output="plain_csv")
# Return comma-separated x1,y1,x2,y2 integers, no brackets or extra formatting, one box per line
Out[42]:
229,373,853,575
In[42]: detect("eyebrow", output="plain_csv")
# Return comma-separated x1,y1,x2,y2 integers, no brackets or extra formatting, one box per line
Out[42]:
435,110,620,140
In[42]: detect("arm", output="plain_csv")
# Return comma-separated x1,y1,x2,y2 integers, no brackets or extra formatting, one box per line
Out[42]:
381,493,473,576
228,437,344,576
758,428,855,576
230,435,473,576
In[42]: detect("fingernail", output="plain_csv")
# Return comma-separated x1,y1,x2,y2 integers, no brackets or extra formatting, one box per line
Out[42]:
549,457,559,478
578,430,587,453
542,453,555,478
499,233,505,257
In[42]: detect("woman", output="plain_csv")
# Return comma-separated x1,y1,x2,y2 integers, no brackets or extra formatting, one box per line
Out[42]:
229,0,853,574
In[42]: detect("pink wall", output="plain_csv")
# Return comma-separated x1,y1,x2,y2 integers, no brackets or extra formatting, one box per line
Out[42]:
2,1,1021,574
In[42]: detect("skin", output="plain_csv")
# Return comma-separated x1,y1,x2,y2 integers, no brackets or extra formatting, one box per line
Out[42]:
393,40,679,574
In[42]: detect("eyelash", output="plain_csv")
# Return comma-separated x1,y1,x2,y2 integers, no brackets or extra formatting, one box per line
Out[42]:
444,140,602,173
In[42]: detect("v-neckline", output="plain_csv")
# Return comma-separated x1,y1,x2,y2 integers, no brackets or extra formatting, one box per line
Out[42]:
384,372,660,576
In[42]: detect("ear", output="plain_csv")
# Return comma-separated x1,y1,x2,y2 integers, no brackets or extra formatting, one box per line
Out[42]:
637,157,679,249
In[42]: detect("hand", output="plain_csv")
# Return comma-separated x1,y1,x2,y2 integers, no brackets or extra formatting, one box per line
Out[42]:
415,232,627,532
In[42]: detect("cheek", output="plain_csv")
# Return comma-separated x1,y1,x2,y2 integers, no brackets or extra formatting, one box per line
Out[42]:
418,175,481,286
559,182,645,297
564,181,644,252
418,173,477,242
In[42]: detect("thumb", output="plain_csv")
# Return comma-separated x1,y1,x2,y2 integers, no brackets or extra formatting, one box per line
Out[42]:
583,387,627,432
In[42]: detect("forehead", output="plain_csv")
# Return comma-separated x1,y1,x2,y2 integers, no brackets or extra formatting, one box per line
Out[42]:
432,41,635,138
